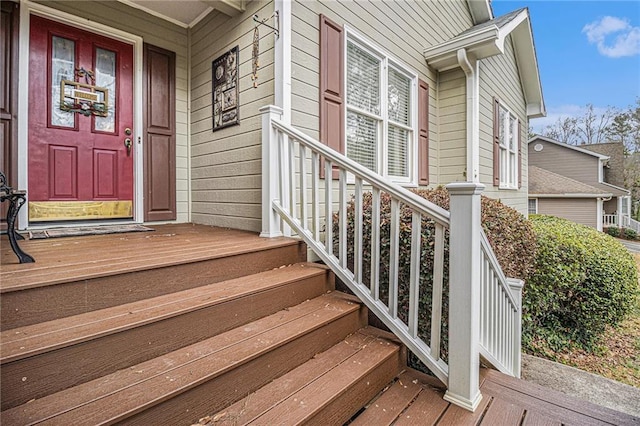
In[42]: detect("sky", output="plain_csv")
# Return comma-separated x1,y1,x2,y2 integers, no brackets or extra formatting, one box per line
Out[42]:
492,0,640,133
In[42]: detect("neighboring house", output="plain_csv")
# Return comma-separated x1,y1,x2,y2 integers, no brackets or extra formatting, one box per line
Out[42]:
1,0,547,417
528,136,630,231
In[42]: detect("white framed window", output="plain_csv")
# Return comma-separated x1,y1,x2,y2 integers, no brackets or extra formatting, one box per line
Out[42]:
528,198,538,215
498,104,519,189
345,30,417,183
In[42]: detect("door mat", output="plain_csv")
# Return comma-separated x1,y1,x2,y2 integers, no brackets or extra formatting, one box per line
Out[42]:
29,224,154,239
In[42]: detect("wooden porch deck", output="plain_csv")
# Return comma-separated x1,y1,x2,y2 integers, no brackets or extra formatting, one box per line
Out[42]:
1,223,637,425
1,223,300,288
354,368,638,426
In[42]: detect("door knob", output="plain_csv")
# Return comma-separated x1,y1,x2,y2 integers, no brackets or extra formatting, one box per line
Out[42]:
124,138,132,156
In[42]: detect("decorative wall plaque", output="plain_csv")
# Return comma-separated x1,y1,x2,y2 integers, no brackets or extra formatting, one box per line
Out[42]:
212,46,239,131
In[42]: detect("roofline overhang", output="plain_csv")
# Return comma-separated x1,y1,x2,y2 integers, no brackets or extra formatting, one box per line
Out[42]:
424,8,545,118
599,181,631,195
528,136,610,160
531,193,614,199
468,0,492,24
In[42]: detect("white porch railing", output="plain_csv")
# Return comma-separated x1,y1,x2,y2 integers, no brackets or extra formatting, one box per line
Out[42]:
621,215,640,234
260,105,521,411
603,214,618,227
603,214,640,234
479,231,523,378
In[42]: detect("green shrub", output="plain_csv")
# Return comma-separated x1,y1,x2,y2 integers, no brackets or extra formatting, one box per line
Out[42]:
524,215,638,354
333,186,537,362
605,227,621,238
624,228,638,240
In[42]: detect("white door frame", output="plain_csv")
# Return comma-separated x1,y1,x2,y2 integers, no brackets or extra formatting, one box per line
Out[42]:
17,0,144,228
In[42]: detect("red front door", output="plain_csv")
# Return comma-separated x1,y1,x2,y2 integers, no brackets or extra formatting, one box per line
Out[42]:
28,16,134,222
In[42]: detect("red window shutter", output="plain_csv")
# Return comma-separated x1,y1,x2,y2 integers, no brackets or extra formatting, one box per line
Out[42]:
493,97,501,187
418,79,429,185
518,119,522,189
319,14,344,179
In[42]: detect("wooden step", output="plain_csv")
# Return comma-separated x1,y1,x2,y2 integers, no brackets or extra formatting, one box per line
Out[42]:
0,263,333,411
351,370,462,425
1,292,366,425
2,234,305,329
206,327,403,426
350,371,425,426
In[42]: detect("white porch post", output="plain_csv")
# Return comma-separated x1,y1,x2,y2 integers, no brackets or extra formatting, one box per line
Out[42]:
618,196,624,226
444,182,484,411
597,198,604,232
507,278,524,378
260,105,283,238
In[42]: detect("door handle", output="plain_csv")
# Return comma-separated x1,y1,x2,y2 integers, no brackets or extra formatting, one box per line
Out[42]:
124,138,132,156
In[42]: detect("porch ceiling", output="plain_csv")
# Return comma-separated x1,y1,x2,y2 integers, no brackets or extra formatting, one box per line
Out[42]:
118,0,246,28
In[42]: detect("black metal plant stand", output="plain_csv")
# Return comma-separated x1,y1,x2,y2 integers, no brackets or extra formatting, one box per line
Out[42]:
1,171,35,263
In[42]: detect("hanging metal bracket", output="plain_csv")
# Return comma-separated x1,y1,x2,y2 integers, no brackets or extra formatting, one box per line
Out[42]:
253,11,279,38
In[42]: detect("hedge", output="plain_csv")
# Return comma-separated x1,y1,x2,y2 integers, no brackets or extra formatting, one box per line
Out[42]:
525,215,638,353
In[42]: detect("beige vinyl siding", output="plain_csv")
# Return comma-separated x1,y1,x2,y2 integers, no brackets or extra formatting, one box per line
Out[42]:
537,198,598,228
36,1,191,222
528,141,601,187
438,69,467,184
189,1,275,231
478,35,528,214
290,0,474,187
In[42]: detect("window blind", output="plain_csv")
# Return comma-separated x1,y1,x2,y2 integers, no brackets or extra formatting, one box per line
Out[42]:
346,41,380,115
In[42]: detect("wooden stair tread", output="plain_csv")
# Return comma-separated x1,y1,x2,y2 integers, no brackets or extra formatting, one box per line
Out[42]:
209,328,391,425
353,369,486,426
1,263,326,362
241,329,401,425
349,372,423,426
1,236,300,292
1,292,362,425
392,383,449,425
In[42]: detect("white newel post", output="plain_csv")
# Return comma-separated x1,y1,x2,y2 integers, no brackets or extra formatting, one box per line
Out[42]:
444,182,484,411
260,105,284,238
507,278,524,378
618,196,624,229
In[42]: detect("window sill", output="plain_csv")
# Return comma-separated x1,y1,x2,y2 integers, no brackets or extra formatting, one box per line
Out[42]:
498,185,519,191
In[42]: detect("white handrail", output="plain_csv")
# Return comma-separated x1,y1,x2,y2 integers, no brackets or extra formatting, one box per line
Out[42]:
270,118,451,226
260,105,522,410
621,215,640,234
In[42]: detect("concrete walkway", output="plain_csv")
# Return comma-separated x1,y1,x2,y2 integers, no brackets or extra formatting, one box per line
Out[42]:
521,354,640,418
618,238,640,254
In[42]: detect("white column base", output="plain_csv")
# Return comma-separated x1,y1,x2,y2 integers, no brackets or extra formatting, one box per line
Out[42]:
444,390,483,412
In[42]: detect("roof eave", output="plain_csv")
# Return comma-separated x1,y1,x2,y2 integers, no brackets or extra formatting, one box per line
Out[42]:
468,0,492,24
423,27,502,71
528,136,609,159
511,15,546,118
599,181,631,195
531,193,613,199
424,8,545,119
